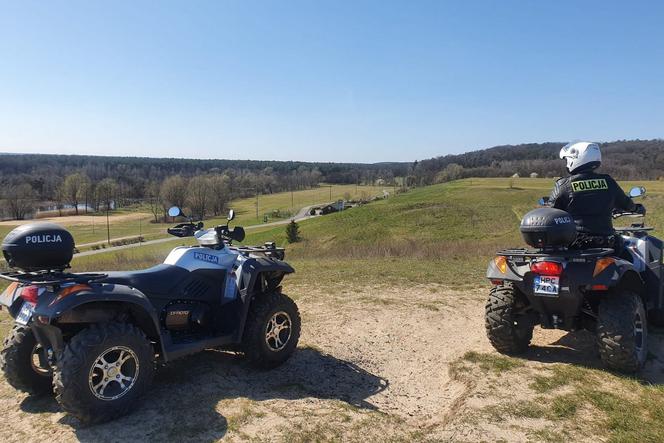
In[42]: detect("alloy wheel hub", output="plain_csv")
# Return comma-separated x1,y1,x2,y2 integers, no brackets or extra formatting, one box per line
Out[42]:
88,346,139,401
265,311,292,352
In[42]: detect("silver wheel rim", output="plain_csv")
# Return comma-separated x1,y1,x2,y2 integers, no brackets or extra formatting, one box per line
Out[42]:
30,344,51,377
88,346,139,401
265,311,292,352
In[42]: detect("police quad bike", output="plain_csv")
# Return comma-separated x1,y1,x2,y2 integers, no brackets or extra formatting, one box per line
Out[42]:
0,207,300,423
485,186,664,373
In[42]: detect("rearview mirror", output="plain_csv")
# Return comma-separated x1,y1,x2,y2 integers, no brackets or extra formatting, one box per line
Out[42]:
629,186,646,198
538,196,550,206
168,206,182,217
227,209,235,221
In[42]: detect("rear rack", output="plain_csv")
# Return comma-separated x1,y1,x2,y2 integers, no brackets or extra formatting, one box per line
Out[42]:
0,270,108,286
498,248,614,259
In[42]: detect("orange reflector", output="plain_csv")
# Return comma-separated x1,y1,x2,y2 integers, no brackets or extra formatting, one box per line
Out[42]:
591,284,609,291
494,256,508,274
593,258,615,277
53,284,91,304
2,282,19,298
490,279,504,286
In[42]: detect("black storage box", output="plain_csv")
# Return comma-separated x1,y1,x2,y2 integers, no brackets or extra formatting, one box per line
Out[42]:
2,223,75,271
520,208,577,248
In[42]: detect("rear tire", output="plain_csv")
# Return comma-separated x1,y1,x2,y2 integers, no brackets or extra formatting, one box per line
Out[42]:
485,284,534,354
53,322,155,424
0,325,52,395
597,290,647,373
243,292,301,368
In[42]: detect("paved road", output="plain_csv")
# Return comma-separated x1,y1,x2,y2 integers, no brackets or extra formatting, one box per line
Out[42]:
74,204,321,258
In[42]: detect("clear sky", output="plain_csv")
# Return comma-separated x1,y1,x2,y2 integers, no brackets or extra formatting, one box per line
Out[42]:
0,1,662,163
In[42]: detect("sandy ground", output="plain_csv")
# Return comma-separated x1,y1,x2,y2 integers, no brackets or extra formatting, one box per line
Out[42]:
0,284,661,442
0,213,148,227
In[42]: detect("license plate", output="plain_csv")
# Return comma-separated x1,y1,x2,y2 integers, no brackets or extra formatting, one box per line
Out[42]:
534,276,560,296
16,302,35,325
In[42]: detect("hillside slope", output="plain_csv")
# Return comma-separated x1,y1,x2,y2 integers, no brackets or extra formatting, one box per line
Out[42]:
413,139,664,183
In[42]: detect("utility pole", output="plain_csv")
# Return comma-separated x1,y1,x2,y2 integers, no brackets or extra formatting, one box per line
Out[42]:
255,186,259,220
106,205,110,245
322,185,332,201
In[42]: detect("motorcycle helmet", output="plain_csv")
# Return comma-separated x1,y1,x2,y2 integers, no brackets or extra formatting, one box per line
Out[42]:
559,141,601,173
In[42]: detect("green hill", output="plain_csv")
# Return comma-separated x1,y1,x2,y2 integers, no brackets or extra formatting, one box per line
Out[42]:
70,176,664,287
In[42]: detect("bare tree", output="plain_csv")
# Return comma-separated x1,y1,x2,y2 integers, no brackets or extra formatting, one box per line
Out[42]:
208,174,230,216
3,184,36,220
61,173,90,215
187,176,210,220
95,178,118,211
146,182,162,223
160,175,187,216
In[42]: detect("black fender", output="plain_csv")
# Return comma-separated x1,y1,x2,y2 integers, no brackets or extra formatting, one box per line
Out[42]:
235,257,295,341
593,259,644,293
31,283,164,358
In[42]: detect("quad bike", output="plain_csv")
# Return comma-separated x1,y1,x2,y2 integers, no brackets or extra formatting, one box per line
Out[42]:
0,207,300,423
486,186,663,373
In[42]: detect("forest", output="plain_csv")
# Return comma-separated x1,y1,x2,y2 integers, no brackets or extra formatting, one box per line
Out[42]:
408,139,664,186
1,139,660,220
0,154,408,220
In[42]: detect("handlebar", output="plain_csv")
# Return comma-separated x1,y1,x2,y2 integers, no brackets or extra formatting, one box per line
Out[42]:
167,222,203,238
612,204,646,219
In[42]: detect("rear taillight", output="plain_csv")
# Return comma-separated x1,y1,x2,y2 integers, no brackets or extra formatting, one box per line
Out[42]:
530,261,563,276
20,286,41,305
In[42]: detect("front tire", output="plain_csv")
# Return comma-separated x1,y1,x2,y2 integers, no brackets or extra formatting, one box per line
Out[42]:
0,325,53,395
243,292,301,368
597,290,647,373
485,284,534,354
53,322,155,424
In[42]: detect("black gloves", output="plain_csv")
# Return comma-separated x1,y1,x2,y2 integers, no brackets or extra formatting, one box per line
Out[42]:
634,204,646,216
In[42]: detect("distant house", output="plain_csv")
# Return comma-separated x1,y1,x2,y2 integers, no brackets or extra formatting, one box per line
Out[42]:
530,172,539,178
511,173,520,178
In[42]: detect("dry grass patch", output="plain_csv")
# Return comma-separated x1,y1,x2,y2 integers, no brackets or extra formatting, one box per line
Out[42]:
448,352,664,443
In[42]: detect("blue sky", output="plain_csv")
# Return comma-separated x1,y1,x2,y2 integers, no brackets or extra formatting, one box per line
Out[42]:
0,1,662,163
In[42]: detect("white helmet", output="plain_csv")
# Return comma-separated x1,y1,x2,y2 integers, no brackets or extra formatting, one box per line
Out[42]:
559,141,602,173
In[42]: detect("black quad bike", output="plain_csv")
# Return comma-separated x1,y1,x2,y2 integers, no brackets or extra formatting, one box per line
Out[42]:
0,207,300,423
486,186,664,373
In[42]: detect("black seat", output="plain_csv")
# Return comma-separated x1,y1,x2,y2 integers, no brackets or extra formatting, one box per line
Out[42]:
101,264,190,296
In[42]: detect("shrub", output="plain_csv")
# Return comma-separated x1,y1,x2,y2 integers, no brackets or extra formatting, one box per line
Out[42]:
286,220,300,243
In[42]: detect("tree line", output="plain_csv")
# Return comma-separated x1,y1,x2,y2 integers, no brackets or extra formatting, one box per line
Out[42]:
2,139,661,220
0,155,407,220
406,139,664,186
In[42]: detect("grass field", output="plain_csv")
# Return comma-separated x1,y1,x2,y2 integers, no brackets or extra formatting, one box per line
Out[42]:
0,184,386,249
1,177,664,441
69,176,664,285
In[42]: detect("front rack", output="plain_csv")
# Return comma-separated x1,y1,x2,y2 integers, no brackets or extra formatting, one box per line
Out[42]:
234,246,285,254
498,247,614,259
0,270,108,286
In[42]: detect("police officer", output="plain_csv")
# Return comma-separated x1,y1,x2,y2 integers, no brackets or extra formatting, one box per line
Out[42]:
549,141,645,248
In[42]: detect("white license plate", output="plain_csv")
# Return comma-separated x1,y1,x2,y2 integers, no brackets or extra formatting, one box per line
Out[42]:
16,302,34,325
534,276,560,296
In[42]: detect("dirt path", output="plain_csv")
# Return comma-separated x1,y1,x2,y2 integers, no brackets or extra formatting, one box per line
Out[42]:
0,284,661,442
